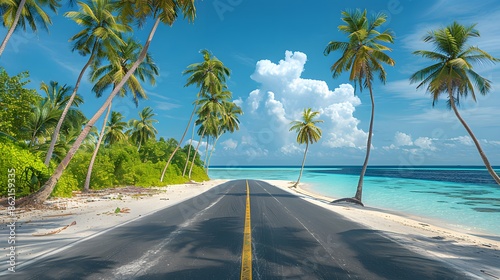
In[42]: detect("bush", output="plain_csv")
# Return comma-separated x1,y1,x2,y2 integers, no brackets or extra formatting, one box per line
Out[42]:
0,141,50,197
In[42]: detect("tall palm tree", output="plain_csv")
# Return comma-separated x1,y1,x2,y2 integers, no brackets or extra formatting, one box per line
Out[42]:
127,106,158,151
83,37,158,191
21,0,196,207
289,108,323,188
205,101,242,173
186,89,231,179
160,49,230,182
44,0,130,166
410,22,500,185
103,111,127,145
324,9,395,204
0,0,61,57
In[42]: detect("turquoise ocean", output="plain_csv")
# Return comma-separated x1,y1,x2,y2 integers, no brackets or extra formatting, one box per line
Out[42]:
208,166,500,237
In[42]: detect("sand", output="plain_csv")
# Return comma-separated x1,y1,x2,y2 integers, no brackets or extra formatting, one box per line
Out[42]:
0,179,498,279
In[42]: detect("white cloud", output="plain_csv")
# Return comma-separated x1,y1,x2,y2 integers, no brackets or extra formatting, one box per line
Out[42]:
451,136,473,146
414,137,436,151
280,143,302,155
383,132,436,152
233,50,367,158
394,132,413,147
221,138,238,150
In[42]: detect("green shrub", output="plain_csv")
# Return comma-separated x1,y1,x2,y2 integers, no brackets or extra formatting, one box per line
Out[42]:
0,141,50,197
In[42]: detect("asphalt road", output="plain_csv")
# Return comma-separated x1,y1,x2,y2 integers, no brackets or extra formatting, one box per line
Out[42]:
10,180,472,279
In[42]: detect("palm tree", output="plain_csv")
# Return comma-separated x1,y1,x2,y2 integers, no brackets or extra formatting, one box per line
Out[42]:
410,22,500,185
25,100,60,147
205,101,242,173
127,106,158,151
160,49,230,182
186,89,231,179
40,81,85,138
0,0,61,57
289,108,323,188
44,0,130,166
324,9,395,204
83,37,158,192
103,111,127,145
20,0,196,207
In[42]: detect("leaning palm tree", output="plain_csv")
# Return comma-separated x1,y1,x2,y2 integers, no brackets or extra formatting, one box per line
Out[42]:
0,0,61,57
83,37,158,192
103,111,127,145
324,9,395,204
43,0,130,166
20,0,196,207
289,108,323,188
127,106,158,151
160,49,230,182
410,22,500,185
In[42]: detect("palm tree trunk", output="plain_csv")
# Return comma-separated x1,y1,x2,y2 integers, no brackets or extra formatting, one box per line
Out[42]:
449,93,500,185
0,0,27,57
206,135,220,176
293,142,309,188
203,136,210,168
83,101,112,192
183,123,196,177
160,102,198,181
188,127,206,180
44,40,99,166
19,18,162,207
355,86,375,202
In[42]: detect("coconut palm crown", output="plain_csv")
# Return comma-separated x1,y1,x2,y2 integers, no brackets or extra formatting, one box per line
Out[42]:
410,21,500,185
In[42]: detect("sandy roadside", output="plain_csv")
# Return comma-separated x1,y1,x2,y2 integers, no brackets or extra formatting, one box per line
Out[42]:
262,179,500,280
0,179,228,273
1,178,499,279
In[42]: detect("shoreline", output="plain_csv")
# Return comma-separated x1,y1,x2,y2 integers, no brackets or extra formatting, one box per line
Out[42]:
1,178,499,279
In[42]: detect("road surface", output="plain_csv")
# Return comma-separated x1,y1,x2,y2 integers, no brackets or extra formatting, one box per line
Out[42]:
9,180,471,279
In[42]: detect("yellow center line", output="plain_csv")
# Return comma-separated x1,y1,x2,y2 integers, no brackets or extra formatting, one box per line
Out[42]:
240,180,252,280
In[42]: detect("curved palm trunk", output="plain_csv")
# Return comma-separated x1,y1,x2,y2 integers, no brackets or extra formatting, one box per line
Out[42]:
449,93,500,185
188,127,206,180
293,142,309,188
355,86,375,202
0,0,27,57
160,102,198,181
183,123,196,177
203,136,210,168
83,101,112,192
44,41,99,166
19,18,162,207
206,135,221,176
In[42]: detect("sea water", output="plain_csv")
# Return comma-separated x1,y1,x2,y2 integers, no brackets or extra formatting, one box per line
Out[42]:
208,166,500,236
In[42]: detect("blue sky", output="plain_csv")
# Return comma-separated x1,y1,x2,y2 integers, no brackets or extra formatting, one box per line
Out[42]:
1,0,500,166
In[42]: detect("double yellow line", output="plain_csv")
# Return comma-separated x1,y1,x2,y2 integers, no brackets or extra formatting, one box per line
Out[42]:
240,180,252,280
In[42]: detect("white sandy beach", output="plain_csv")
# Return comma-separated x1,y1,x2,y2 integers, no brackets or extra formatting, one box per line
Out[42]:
1,179,499,279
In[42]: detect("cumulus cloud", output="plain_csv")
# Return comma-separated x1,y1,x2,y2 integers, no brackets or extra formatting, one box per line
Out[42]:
384,132,436,152
394,132,414,147
414,137,436,151
233,50,367,158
